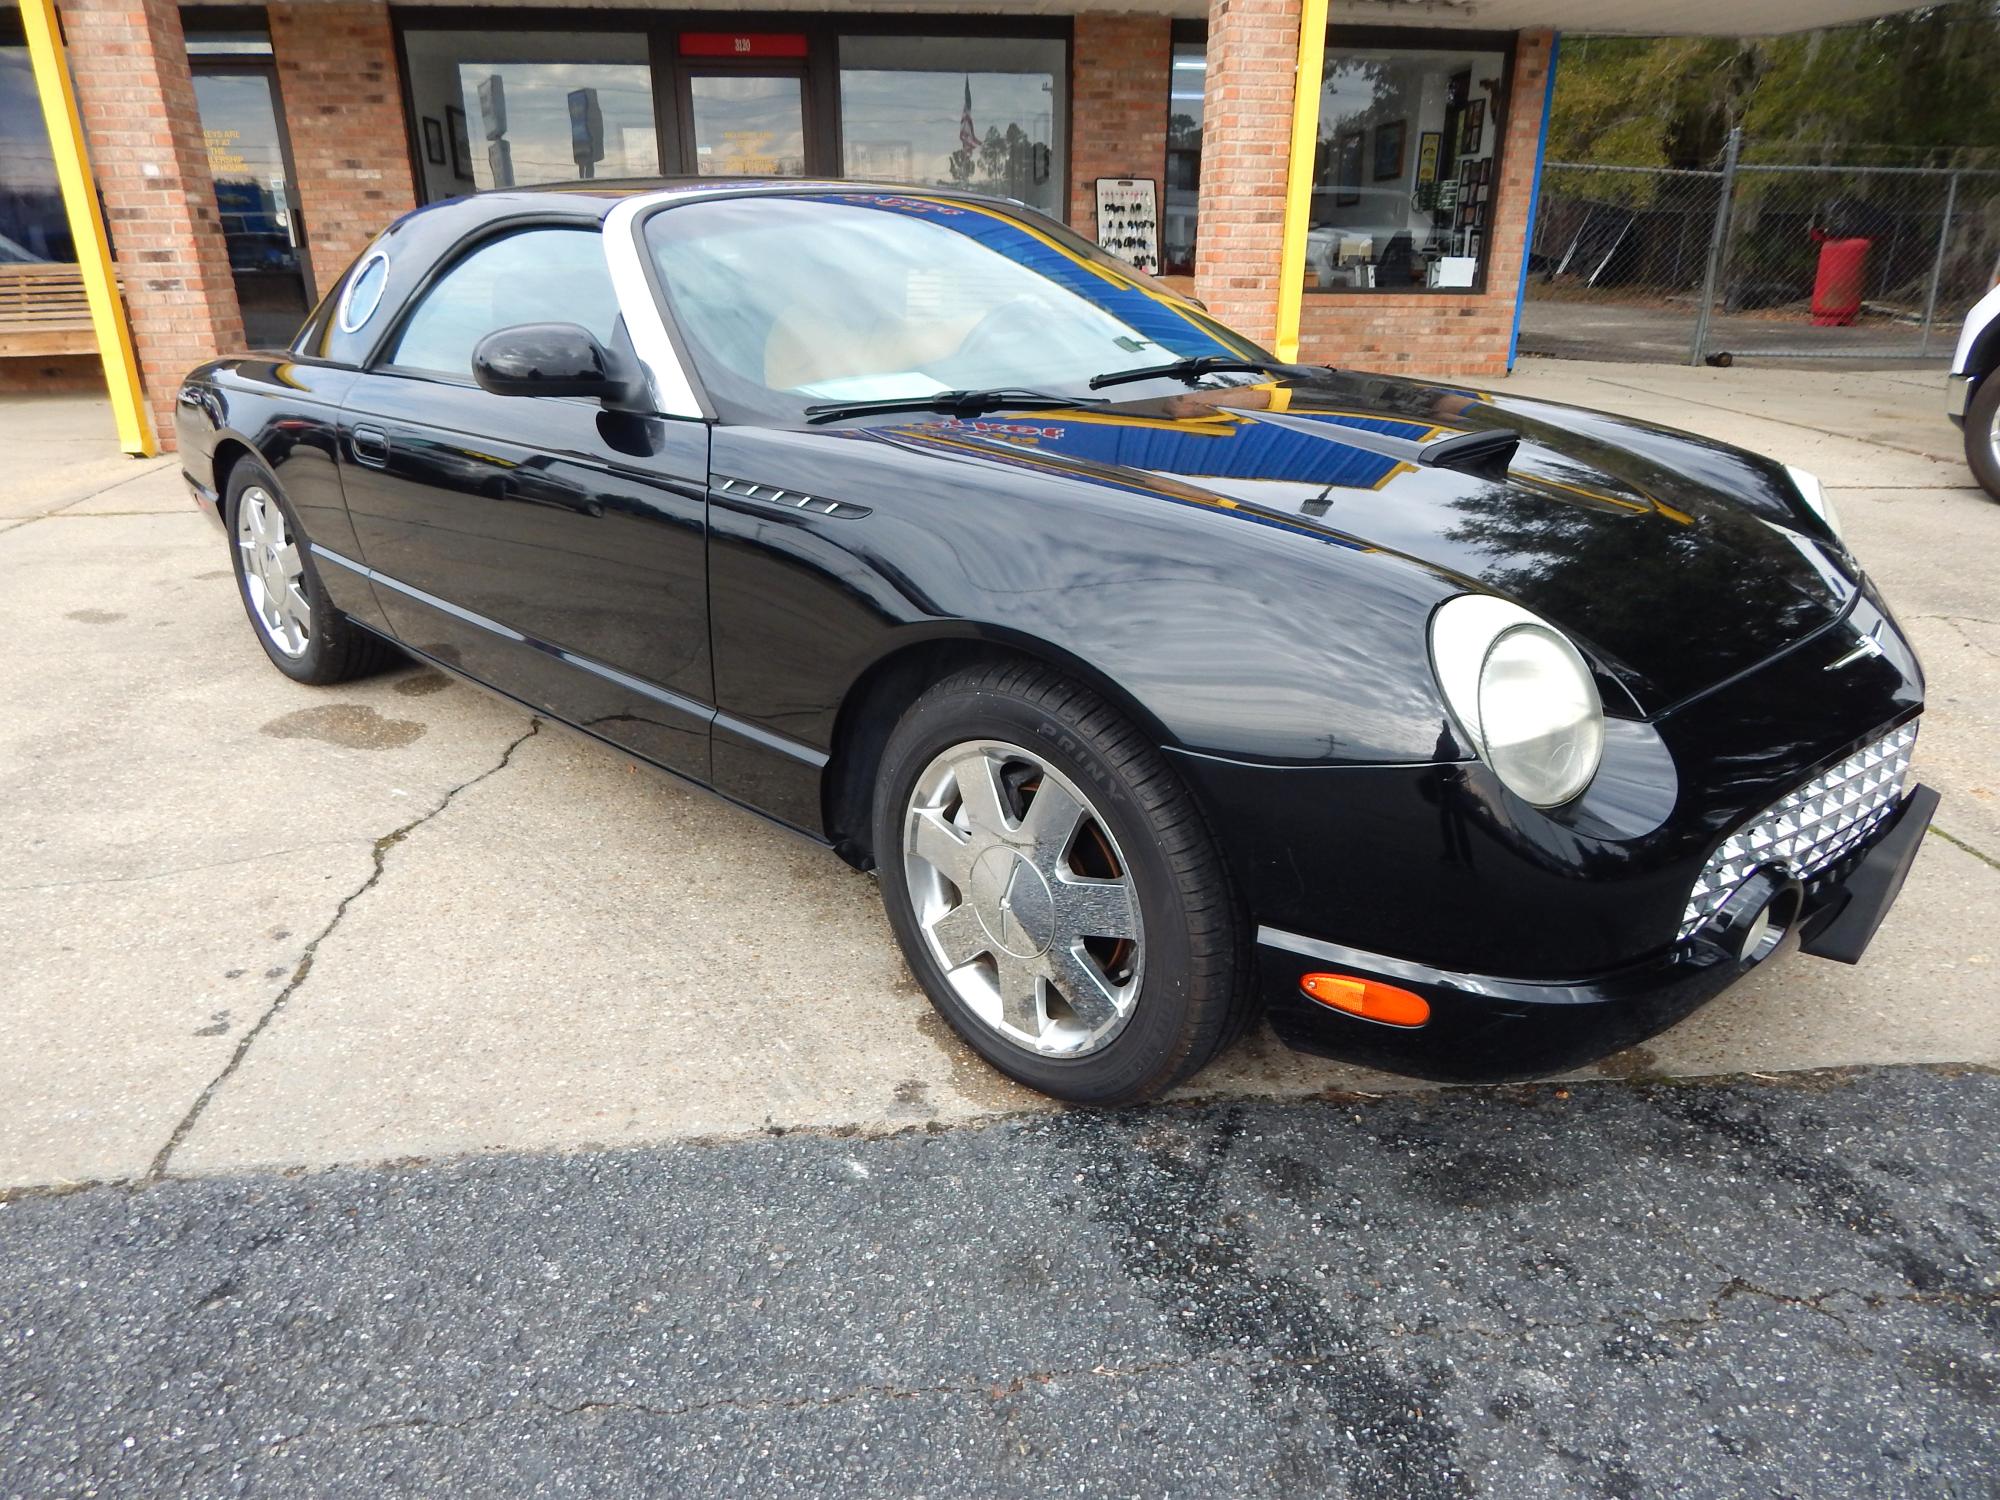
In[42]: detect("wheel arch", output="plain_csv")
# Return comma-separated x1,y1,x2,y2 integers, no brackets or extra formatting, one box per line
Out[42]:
819,623,1179,871
1965,318,2000,383
1953,279,2000,384
209,432,267,507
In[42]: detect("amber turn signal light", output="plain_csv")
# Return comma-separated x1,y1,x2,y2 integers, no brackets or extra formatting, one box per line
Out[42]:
1299,973,1431,1028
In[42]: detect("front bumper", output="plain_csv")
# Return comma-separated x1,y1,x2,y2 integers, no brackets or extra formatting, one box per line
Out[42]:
1947,371,1973,427
1259,783,1938,1082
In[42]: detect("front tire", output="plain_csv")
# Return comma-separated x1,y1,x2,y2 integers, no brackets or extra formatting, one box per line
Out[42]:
872,662,1252,1105
225,460,396,684
1963,372,2000,501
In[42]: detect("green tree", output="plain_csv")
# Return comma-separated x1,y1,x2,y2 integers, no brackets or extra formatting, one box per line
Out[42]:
1547,35,1741,167
1549,2,2000,168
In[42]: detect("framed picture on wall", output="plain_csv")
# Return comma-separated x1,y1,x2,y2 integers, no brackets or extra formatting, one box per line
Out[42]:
1462,98,1485,155
1458,157,1478,195
1477,157,1492,186
446,105,473,180
1415,131,1442,185
422,117,446,167
1335,132,1363,206
1372,119,1407,182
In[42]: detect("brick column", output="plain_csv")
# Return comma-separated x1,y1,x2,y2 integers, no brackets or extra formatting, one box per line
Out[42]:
58,0,244,450
269,2,417,293
1479,29,1557,367
1068,15,1172,242
1192,0,1299,345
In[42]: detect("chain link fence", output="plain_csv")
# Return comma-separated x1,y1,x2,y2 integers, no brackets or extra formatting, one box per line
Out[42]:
1520,135,2000,365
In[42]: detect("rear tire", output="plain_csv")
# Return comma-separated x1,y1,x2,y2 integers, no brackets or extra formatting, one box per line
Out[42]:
872,661,1253,1105
1963,373,2000,502
225,459,398,685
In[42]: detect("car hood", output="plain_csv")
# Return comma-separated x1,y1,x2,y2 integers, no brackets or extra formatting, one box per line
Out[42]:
857,370,1858,715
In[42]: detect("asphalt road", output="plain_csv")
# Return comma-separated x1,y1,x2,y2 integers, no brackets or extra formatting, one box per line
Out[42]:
3,1066,1995,1498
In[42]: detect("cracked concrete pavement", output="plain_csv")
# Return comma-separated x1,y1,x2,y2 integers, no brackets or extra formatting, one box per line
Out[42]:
0,365,1997,1192
3,1068,1994,1497
144,720,547,1182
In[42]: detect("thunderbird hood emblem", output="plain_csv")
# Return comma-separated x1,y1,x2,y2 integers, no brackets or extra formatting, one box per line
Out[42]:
1826,619,1888,671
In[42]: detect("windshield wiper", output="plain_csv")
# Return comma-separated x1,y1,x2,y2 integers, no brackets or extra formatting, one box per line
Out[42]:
1087,355,1302,391
803,388,1107,424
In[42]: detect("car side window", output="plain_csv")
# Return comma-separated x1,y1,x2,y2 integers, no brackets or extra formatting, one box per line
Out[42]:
384,227,620,380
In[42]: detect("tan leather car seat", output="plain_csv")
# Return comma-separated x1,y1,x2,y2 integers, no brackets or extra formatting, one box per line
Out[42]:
763,292,981,392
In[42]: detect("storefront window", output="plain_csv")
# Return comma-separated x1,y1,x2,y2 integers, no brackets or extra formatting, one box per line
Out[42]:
402,30,658,199
838,36,1065,220
1310,39,1508,292
1162,40,1205,276
0,31,73,263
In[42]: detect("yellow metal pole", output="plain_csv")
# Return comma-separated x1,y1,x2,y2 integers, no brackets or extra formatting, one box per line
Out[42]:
1273,0,1330,364
19,0,157,456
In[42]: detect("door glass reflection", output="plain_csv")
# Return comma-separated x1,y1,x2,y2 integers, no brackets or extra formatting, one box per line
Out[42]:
687,75,806,177
192,69,310,346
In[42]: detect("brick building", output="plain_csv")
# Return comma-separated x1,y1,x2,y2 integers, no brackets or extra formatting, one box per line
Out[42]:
1,0,1926,450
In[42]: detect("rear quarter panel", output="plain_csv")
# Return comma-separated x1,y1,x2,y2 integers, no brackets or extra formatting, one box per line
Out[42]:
178,356,384,630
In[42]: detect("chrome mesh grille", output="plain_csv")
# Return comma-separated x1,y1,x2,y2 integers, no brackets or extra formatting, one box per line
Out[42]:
1679,721,1918,941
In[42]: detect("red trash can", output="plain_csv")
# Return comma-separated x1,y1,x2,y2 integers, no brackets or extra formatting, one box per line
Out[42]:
1810,229,1871,326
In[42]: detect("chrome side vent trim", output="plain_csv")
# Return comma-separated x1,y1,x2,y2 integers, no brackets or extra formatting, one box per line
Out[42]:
712,476,869,519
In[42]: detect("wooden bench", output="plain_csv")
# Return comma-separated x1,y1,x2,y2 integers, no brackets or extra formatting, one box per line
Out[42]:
0,262,104,358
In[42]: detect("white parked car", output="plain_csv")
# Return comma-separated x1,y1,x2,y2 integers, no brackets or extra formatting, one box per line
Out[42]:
1947,271,2000,500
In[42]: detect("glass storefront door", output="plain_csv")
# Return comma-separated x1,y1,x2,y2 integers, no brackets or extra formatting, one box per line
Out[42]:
191,63,312,347
683,72,807,177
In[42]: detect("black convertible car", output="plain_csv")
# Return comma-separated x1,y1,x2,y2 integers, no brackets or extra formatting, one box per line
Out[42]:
176,181,1933,1104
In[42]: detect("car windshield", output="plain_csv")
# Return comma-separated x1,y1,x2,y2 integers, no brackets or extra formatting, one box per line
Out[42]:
641,192,1268,423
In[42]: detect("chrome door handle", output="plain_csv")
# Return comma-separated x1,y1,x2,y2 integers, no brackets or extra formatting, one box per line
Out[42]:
350,425,390,467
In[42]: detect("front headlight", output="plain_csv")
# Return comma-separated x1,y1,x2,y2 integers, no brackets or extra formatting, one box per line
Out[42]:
1784,463,1843,541
1429,595,1605,808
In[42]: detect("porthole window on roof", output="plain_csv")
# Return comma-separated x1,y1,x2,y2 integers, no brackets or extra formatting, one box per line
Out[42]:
338,252,389,333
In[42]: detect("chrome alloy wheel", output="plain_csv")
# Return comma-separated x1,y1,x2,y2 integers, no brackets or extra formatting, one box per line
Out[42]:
1989,394,2000,471
902,740,1144,1057
236,484,310,657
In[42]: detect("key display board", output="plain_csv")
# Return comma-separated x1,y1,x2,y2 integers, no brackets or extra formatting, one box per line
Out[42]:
1094,178,1159,277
